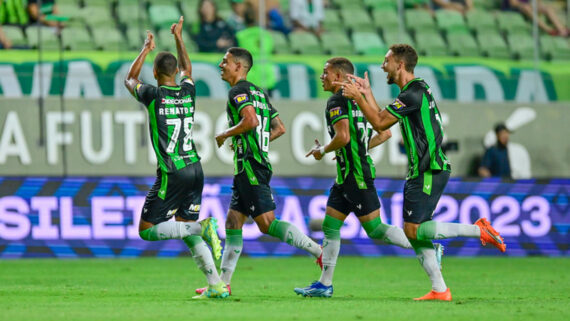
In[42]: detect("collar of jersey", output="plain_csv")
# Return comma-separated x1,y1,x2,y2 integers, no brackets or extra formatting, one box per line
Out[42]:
159,85,181,90
401,78,423,92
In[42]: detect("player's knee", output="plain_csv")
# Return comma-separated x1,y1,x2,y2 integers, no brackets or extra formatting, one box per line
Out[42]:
258,221,271,234
225,212,240,229
404,224,418,240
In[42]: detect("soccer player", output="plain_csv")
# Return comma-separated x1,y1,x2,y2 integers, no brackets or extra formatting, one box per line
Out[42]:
293,57,429,298
338,44,506,301
196,47,323,295
124,17,229,299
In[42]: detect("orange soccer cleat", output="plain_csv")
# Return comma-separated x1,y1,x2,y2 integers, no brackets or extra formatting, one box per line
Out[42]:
414,288,452,301
475,218,506,253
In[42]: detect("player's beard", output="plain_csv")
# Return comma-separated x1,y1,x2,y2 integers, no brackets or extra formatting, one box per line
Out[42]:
387,72,395,85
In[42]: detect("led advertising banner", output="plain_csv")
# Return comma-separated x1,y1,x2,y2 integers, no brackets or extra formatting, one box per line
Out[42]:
0,176,568,258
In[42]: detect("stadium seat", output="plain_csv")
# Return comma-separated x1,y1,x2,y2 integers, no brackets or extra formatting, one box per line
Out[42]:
269,31,291,54
477,30,510,59
405,9,437,33
414,30,447,56
447,32,480,57
1,26,27,47
335,0,366,10
26,26,59,50
372,8,401,33
56,3,84,27
383,29,415,46
540,35,570,61
156,28,197,53
149,4,181,30
507,33,535,60
289,31,322,55
321,31,353,55
340,9,375,32
92,27,128,51
353,31,387,56
81,6,114,28
496,11,530,36
364,0,397,11
323,9,344,32
435,9,469,34
61,27,94,51
465,10,497,35
473,0,499,10
180,1,200,26
126,26,144,50
117,4,149,26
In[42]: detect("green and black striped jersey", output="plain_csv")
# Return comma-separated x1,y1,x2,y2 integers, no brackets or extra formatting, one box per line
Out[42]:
134,77,199,173
385,78,451,179
226,80,278,177
326,91,376,189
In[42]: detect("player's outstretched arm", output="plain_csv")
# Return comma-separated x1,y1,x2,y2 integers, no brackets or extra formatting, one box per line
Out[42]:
269,116,286,142
369,129,392,150
124,31,155,96
306,119,349,161
171,16,192,79
215,105,259,147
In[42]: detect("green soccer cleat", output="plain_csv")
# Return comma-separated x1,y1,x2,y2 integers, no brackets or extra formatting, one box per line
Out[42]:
199,217,222,260
192,281,229,299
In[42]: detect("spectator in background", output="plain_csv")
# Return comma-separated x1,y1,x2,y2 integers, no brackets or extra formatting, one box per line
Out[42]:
432,0,473,13
0,27,12,49
227,0,246,32
236,2,277,95
502,0,569,36
478,123,511,178
290,0,324,36
195,0,236,52
27,0,62,27
246,0,290,34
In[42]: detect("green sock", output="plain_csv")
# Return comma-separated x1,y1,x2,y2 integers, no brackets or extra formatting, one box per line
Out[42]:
417,221,480,241
410,239,447,292
361,217,389,239
220,229,243,284
319,215,343,286
361,216,412,249
183,235,203,248
322,215,343,240
268,220,321,257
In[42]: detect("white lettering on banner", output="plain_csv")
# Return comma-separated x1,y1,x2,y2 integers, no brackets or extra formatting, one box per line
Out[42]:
415,66,443,101
280,196,308,235
287,64,310,100
115,111,146,164
433,195,459,223
0,65,23,97
459,195,491,224
92,197,125,239
46,111,75,164
114,63,155,98
193,111,213,162
0,196,31,240
491,196,521,236
455,66,505,102
31,63,53,98
291,112,321,165
515,70,549,102
64,61,103,98
520,196,551,237
125,196,144,239
192,63,227,99
31,197,59,239
81,111,114,164
0,112,31,164
60,197,91,239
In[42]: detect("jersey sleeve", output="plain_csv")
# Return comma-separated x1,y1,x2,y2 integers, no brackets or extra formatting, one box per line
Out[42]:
326,95,349,125
384,87,423,119
180,76,196,96
229,85,253,113
134,83,156,107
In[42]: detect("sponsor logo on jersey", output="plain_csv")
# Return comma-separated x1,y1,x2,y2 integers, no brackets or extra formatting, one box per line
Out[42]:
393,98,406,110
234,93,249,104
166,208,178,217
161,97,193,105
188,204,201,213
329,107,342,118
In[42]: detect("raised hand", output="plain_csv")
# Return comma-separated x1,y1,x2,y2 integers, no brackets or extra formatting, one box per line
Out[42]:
332,80,361,100
347,71,371,95
171,16,184,38
143,30,155,51
305,139,324,160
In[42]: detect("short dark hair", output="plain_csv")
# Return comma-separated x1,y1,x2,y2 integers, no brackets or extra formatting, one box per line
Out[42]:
389,44,418,73
228,47,253,72
326,57,354,75
154,52,178,77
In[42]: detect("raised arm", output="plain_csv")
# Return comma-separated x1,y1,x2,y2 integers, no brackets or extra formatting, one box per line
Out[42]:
306,119,350,161
171,16,192,79
124,31,155,96
270,116,286,142
215,105,259,147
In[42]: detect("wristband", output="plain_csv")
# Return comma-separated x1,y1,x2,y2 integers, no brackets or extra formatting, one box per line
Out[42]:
319,146,326,155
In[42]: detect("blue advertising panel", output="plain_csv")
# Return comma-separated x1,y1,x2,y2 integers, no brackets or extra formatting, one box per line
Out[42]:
0,177,568,258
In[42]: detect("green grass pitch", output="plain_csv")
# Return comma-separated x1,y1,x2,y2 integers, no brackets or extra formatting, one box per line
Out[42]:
1,257,568,321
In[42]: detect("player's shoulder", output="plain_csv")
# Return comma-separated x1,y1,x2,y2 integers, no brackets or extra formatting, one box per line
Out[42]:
327,91,347,108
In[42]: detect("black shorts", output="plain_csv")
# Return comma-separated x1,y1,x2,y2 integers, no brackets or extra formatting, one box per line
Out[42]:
403,169,450,224
142,162,204,224
327,175,380,217
229,164,276,218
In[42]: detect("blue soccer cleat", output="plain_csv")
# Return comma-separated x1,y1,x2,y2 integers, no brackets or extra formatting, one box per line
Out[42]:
294,281,333,298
